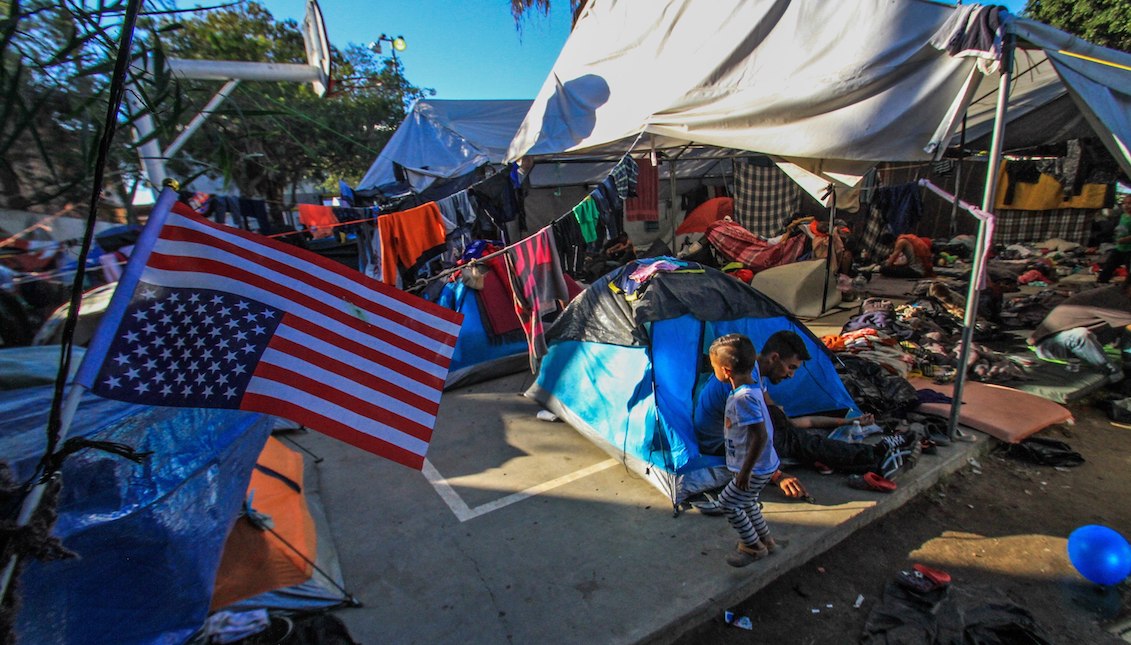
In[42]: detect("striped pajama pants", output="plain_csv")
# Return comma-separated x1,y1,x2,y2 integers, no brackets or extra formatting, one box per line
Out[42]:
718,472,774,548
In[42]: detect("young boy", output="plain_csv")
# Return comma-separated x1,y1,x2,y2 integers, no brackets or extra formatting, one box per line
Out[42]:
710,332,800,567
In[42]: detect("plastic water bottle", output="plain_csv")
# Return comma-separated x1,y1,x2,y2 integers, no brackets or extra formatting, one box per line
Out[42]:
849,420,865,443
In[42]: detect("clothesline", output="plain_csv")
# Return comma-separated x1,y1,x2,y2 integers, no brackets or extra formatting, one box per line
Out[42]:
265,166,516,240
406,150,642,292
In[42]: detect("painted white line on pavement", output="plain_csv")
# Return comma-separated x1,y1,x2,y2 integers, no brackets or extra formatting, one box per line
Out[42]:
424,458,620,522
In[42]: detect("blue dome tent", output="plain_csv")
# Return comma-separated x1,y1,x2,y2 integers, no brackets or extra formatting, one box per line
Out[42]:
525,261,858,506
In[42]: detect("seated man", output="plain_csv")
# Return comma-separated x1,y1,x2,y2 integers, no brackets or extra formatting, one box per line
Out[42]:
694,373,919,487
880,233,935,279
1027,280,1131,379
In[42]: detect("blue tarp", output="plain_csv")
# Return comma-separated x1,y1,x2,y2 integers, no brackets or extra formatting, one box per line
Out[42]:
5,386,271,645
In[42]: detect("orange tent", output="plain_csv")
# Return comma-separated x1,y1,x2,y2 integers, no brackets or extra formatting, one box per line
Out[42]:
210,437,317,610
676,197,733,235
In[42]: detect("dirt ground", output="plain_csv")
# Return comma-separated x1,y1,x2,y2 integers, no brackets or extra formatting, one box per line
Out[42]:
676,392,1131,644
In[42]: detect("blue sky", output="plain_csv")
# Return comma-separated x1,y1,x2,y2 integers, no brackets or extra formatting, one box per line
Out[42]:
268,0,1028,101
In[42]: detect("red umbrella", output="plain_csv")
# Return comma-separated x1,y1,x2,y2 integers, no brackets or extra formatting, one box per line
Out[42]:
676,197,733,235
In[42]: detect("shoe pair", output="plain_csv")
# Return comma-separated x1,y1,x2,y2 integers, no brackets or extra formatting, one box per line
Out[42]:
726,537,788,567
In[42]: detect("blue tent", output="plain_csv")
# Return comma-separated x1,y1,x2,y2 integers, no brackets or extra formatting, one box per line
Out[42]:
526,261,858,505
431,279,529,390
5,384,271,645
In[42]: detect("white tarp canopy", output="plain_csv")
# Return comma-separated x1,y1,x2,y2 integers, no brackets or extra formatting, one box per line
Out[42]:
356,99,532,193
507,0,1131,184
356,99,747,194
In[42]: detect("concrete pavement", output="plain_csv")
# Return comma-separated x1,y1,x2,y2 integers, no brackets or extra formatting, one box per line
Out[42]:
292,364,991,645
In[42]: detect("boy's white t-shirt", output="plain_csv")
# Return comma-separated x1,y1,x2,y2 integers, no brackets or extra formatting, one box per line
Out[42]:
722,365,780,475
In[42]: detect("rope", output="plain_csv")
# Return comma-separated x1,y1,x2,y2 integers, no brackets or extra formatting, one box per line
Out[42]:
38,0,143,489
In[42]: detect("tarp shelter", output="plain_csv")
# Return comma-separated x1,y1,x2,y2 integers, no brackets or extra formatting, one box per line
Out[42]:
525,262,858,505
5,383,271,645
356,99,533,195
356,98,741,198
506,0,1131,190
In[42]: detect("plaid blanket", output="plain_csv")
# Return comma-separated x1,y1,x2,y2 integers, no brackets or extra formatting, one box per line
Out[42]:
858,203,895,264
705,220,805,271
993,208,1095,245
733,160,800,236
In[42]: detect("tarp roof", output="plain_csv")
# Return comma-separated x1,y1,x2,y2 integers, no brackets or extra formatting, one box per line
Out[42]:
507,0,1131,182
356,99,532,193
357,99,747,194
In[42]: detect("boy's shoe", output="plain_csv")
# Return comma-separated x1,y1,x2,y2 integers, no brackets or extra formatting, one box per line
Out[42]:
764,537,789,553
726,541,769,567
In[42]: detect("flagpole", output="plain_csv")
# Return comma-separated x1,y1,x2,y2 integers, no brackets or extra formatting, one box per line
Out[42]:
0,383,87,600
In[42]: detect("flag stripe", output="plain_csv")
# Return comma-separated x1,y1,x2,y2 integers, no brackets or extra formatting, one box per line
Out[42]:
263,337,439,422
165,211,462,332
273,323,443,404
160,219,459,341
142,258,451,380
249,362,434,444
242,393,426,470
147,241,452,358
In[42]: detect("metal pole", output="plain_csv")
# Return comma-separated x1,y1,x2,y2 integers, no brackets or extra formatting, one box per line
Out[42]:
668,157,679,250
947,36,1013,440
820,184,836,314
949,115,966,238
125,87,167,196
163,79,241,160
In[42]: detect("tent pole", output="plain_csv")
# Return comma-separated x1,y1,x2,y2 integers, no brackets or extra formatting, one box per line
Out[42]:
947,35,1013,441
668,156,679,251
820,184,836,314
949,115,966,238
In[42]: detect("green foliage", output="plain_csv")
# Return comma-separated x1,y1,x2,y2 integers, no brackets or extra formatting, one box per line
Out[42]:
0,0,157,210
0,1,432,216
1025,0,1131,52
154,2,432,209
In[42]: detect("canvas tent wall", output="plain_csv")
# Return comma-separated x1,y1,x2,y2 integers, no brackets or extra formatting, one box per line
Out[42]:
525,262,858,505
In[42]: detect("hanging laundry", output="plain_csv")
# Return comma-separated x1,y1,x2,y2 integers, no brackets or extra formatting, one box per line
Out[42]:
182,192,211,215
572,196,600,244
551,215,585,277
610,156,639,201
479,254,524,337
239,197,272,233
298,204,338,239
732,158,800,236
472,171,524,230
375,202,447,287
214,195,242,227
504,229,571,370
873,182,923,235
597,175,624,237
625,156,659,222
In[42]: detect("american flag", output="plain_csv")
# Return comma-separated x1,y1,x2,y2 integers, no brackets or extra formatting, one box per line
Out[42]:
75,190,463,470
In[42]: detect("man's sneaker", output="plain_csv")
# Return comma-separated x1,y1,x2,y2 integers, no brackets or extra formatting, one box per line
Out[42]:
879,433,922,480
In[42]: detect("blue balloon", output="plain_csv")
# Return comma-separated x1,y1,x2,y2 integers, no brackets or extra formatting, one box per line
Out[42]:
1067,525,1131,585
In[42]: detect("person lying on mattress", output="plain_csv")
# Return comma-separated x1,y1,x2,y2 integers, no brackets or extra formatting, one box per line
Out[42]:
694,353,921,491
1027,279,1131,380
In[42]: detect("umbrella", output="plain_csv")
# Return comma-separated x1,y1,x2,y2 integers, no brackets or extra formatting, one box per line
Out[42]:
676,197,732,235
